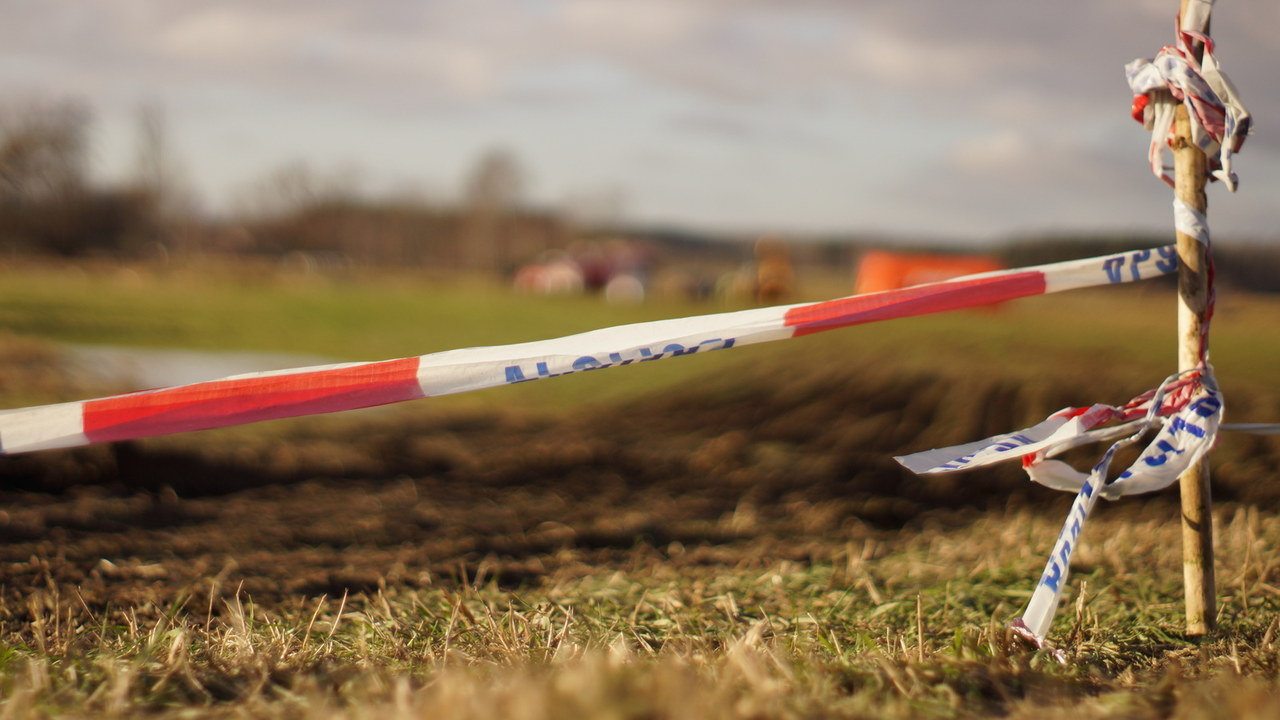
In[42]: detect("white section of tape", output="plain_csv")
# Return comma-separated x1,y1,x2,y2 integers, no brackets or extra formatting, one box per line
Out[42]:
1024,460,1095,494
415,305,792,397
1018,477,1101,644
0,402,88,455
1040,246,1177,294
895,407,1111,475
1173,198,1210,246
1103,381,1222,498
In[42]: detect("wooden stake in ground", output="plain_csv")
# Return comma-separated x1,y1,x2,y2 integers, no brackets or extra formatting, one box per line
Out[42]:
1174,0,1215,636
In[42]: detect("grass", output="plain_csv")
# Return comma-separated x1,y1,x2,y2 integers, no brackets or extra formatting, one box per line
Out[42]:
0,255,1277,416
0,256,692,358
4,507,1280,718
0,255,765,412
1,256,1278,717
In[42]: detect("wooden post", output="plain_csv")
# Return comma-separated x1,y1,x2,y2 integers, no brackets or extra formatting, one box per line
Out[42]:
1174,0,1215,636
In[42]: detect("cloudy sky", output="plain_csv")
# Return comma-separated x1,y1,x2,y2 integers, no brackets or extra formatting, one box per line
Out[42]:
3,0,1276,243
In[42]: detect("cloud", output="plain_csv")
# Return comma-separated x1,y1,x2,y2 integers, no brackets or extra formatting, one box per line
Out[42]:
557,1,709,45
155,7,304,59
948,131,1036,176
2,0,1275,238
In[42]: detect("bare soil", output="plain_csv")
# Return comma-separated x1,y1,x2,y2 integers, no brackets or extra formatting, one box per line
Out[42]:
1,357,1276,623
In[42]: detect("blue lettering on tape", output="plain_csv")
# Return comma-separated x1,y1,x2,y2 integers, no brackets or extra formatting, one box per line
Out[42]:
1189,395,1221,418
1142,438,1185,467
1038,479,1094,590
1105,248,1177,284
993,433,1036,453
938,452,978,471
1041,561,1063,592
1129,250,1151,281
1104,257,1125,283
939,432,1040,470
502,336,738,386
1170,417,1207,438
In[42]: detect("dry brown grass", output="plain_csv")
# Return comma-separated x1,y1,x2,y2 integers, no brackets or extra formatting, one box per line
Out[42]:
3,504,1280,718
1,261,1278,718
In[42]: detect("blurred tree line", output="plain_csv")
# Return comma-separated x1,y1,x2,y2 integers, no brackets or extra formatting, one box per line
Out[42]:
2,96,1278,291
0,99,157,256
0,97,570,273
231,151,569,272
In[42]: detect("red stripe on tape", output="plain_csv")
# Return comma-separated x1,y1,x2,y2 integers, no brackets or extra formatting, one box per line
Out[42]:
83,357,424,444
784,272,1046,337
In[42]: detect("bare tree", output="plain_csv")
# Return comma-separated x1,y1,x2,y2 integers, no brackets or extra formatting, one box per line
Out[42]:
460,148,523,274
132,102,203,254
134,103,170,202
236,160,364,220
0,98,95,253
0,98,90,208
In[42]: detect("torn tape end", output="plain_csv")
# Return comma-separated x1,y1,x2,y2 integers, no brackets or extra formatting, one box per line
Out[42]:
1009,619,1067,664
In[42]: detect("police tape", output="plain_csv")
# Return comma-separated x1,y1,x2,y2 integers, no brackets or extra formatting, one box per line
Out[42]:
1126,2,1250,190
895,3,1258,648
0,245,1180,456
897,366,1224,649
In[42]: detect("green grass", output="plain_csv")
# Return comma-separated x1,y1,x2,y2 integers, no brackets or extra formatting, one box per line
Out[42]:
0,256,1276,417
1,257,1279,718
0,258,694,358
4,507,1280,718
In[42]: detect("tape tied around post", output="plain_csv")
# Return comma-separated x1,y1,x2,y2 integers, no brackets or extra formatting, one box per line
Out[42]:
897,366,1225,653
1173,198,1210,246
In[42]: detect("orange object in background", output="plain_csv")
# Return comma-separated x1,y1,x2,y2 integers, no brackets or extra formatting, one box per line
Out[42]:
755,236,795,304
854,250,1003,294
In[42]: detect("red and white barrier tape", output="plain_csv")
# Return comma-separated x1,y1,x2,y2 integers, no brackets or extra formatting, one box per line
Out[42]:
1126,1,1250,190
894,5,1258,655
0,246,1178,456
897,366,1224,650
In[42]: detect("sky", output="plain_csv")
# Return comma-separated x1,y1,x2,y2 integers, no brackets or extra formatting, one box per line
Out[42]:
2,0,1277,244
